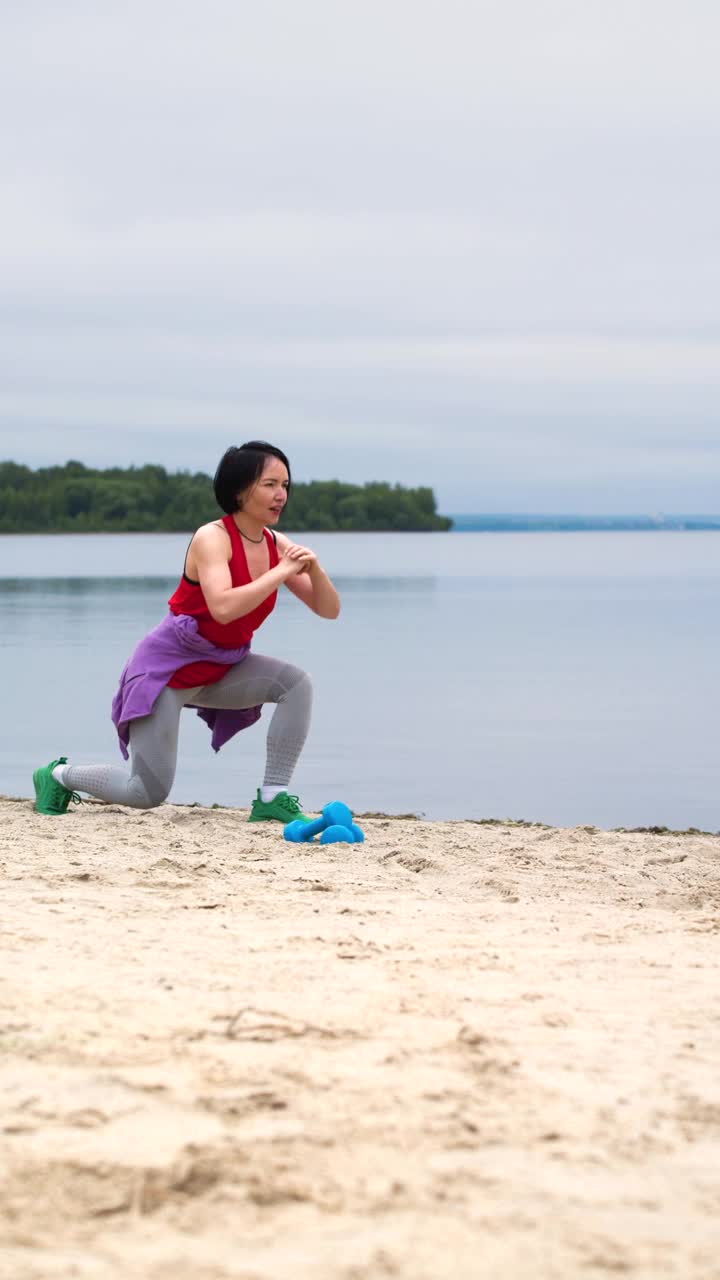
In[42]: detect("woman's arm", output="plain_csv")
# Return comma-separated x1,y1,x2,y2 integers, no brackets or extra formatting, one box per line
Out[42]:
275,532,341,619
193,524,308,624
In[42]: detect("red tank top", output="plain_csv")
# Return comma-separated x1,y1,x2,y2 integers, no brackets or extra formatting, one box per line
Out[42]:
166,516,279,688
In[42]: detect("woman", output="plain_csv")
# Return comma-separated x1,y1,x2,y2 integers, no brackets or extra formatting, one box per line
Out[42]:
33,442,340,821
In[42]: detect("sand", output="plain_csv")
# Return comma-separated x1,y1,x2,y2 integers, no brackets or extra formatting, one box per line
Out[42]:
1,797,720,1280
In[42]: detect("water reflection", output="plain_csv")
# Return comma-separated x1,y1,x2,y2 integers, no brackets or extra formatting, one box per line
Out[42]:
0,577,176,595
1,546,717,830
0,575,438,596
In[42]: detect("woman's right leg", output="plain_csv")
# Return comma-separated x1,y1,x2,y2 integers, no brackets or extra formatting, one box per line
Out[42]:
60,687,192,808
186,653,313,792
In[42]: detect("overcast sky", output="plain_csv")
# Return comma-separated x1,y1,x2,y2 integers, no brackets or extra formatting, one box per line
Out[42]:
1,0,718,512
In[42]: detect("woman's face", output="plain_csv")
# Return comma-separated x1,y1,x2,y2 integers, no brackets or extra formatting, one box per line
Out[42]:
239,455,289,525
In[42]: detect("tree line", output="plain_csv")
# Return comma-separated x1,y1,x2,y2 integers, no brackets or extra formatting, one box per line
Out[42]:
0,461,453,533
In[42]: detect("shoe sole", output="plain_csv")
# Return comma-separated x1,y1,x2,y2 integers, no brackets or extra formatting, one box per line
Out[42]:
32,768,45,812
247,812,311,824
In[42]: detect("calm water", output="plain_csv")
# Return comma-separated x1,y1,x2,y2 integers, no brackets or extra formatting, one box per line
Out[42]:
2,531,718,829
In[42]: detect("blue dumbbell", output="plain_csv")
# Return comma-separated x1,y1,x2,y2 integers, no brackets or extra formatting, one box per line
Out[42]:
284,819,314,842
320,824,356,844
284,800,365,844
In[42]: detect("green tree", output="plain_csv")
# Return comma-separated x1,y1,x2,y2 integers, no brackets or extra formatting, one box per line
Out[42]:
0,461,452,533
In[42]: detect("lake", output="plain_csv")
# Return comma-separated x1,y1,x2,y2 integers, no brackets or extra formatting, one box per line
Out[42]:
2,530,718,830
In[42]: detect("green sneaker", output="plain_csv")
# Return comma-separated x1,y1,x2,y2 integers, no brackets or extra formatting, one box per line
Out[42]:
247,790,310,824
32,757,82,815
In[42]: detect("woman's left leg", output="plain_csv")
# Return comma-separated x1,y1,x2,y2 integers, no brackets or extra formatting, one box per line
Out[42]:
186,652,313,797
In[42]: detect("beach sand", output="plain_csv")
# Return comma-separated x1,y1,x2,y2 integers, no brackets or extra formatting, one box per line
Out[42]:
1,797,720,1280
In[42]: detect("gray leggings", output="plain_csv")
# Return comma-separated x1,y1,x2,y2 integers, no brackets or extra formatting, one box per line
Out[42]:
63,653,312,809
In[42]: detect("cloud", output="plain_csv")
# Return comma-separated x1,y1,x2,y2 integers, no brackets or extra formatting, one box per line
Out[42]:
0,0,718,509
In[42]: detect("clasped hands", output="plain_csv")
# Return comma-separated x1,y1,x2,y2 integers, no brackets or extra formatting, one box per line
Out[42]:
280,541,318,577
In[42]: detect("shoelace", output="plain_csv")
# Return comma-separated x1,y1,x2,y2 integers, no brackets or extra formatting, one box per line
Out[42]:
282,794,303,812
51,757,80,804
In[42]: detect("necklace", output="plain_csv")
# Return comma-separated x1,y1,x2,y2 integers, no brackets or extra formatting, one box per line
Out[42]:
236,525,265,544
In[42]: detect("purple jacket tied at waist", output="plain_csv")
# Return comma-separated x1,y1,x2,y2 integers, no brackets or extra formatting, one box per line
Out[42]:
111,613,261,759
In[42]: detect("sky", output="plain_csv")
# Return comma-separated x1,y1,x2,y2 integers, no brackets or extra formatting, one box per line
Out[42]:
1,0,719,514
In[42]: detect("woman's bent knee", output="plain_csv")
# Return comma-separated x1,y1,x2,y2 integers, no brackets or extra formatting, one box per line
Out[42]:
285,669,313,709
126,769,172,809
285,665,312,693
124,785,169,810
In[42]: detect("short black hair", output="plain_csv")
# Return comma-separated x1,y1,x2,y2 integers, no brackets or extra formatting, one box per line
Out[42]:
213,441,292,514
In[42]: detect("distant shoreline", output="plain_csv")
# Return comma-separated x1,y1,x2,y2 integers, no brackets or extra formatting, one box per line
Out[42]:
450,515,720,532
3,520,720,536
